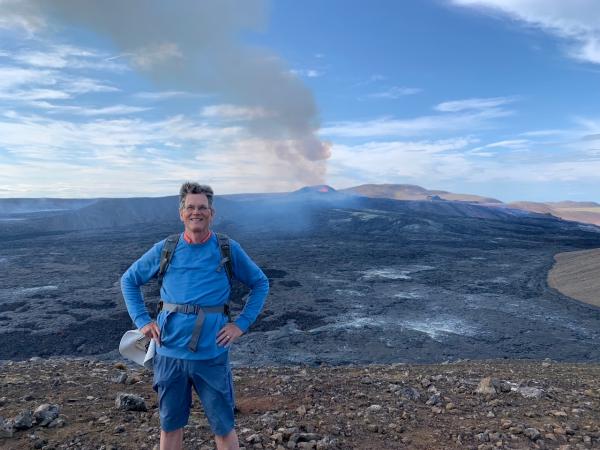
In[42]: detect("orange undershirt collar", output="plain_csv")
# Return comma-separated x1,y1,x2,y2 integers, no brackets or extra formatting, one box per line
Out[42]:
183,230,212,244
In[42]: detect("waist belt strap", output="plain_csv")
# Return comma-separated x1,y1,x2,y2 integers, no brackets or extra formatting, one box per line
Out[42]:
161,302,227,352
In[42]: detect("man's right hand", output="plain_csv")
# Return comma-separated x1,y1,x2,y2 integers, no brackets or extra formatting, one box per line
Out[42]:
140,321,161,346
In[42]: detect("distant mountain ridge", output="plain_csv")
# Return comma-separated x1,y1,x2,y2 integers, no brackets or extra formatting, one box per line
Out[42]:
2,183,600,233
342,184,600,227
507,200,600,226
340,184,503,204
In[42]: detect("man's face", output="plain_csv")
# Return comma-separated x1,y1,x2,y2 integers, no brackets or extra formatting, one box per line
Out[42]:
179,193,213,235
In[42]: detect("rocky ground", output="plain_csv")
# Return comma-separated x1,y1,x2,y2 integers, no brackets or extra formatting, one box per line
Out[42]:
1,358,600,450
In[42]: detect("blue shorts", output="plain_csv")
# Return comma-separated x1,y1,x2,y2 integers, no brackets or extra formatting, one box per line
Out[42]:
152,351,235,435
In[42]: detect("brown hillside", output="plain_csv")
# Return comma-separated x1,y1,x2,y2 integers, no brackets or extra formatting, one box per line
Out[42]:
508,202,600,226
548,248,600,307
342,184,501,204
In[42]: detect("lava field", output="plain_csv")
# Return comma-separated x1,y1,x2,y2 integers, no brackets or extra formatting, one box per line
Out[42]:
1,192,600,365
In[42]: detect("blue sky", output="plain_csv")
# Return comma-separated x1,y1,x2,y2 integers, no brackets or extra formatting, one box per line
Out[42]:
1,0,600,202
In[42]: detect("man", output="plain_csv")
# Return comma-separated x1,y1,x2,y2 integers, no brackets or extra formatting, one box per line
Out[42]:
121,182,269,450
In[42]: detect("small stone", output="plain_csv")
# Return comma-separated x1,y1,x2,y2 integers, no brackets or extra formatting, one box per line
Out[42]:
127,375,142,385
486,411,495,418
509,425,524,434
13,410,34,430
399,387,421,401
0,397,7,407
111,372,128,384
246,434,262,444
431,406,443,414
524,428,541,441
367,404,382,413
115,393,147,412
445,402,456,410
0,417,15,438
475,377,496,395
316,437,336,450
476,432,490,442
47,417,66,428
426,394,441,406
550,410,568,418
114,424,126,433
499,382,512,393
34,404,60,426
271,432,284,443
518,387,544,399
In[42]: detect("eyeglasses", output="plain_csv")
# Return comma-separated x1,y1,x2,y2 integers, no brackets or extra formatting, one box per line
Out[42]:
185,205,211,212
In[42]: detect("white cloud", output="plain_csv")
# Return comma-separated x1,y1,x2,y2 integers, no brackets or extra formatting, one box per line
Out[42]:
290,68,323,78
12,44,129,72
519,129,566,137
74,105,151,116
131,42,183,70
14,51,67,68
63,78,118,94
479,139,530,151
435,96,516,112
1,88,71,101
201,104,272,120
328,138,475,186
0,67,56,90
321,107,512,138
451,0,600,64
0,0,45,34
133,91,189,101
0,110,326,196
366,86,422,99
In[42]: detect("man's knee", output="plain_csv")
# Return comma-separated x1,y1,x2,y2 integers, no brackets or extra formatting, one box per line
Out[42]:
160,427,184,450
215,429,239,450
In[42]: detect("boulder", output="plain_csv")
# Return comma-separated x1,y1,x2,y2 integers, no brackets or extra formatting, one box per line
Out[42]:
475,377,497,395
34,404,60,426
13,410,34,430
518,386,544,399
115,393,147,412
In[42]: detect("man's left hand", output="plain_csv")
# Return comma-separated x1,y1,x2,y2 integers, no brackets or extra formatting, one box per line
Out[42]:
217,323,243,347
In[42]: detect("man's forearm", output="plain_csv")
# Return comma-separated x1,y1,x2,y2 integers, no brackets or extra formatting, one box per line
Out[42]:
121,273,152,329
234,276,269,332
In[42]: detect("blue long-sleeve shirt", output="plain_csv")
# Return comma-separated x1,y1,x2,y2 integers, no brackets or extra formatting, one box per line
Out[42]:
121,232,269,360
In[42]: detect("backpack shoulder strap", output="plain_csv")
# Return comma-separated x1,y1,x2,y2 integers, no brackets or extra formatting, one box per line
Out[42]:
215,232,234,322
215,232,233,284
157,233,180,288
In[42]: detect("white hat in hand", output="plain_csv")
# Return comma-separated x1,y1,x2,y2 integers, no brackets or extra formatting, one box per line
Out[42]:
118,329,156,369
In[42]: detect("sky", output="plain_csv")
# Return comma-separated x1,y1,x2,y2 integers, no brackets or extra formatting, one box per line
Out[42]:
1,0,600,202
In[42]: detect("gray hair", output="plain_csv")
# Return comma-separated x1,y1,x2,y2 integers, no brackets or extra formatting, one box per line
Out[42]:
179,182,214,210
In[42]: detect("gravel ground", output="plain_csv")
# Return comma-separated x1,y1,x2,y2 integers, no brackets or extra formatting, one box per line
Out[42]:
1,358,600,449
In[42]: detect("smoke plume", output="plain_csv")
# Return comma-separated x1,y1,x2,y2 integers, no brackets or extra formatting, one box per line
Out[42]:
3,0,330,185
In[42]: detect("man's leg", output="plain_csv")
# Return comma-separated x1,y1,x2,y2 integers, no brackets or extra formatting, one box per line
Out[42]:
160,428,183,450
215,429,239,450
